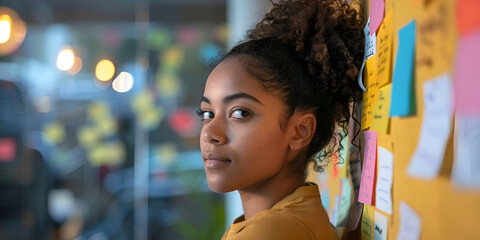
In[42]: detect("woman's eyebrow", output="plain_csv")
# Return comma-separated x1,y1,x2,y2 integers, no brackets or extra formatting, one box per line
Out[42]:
201,93,263,105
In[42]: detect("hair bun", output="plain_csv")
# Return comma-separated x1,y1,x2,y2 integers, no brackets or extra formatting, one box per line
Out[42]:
248,0,365,108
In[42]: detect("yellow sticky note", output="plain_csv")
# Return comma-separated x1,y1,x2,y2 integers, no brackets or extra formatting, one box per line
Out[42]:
376,10,394,87
156,72,180,98
361,204,374,240
42,122,66,145
88,141,125,167
140,106,164,130
98,118,117,137
77,126,100,149
370,84,392,134
88,102,109,122
162,45,184,70
155,143,178,166
132,90,154,114
416,0,457,81
361,57,378,129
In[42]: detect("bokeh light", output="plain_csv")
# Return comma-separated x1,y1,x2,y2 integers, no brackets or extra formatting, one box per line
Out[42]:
95,59,115,81
0,14,12,44
67,56,82,75
112,71,134,93
56,48,75,71
0,6,27,56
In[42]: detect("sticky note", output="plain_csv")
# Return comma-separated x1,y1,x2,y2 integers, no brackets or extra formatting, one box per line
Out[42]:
0,138,16,162
361,57,378,129
330,194,340,226
42,122,66,146
156,72,180,98
361,204,374,240
416,0,456,81
320,189,330,211
375,145,393,214
390,20,416,117
337,178,352,227
371,84,392,134
407,74,453,179
132,90,154,113
456,0,480,36
374,210,388,240
376,10,393,87
397,202,422,240
77,126,101,149
359,131,377,205
365,17,377,58
452,115,480,189
454,30,480,115
369,0,385,36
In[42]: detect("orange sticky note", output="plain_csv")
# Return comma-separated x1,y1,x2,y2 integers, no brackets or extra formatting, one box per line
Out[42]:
456,0,480,36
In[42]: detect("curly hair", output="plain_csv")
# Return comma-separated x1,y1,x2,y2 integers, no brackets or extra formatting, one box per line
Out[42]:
222,0,364,174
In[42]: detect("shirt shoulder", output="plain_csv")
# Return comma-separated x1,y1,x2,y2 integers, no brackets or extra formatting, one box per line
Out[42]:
225,210,315,240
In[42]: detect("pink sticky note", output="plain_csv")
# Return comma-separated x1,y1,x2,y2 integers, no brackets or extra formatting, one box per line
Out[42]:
454,30,480,115
370,0,385,36
0,138,17,162
358,130,377,205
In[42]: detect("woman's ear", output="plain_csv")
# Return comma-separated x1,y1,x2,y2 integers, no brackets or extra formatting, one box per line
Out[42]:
289,112,316,151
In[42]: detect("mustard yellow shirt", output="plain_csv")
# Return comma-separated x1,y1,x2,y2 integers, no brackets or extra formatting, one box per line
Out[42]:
221,183,338,240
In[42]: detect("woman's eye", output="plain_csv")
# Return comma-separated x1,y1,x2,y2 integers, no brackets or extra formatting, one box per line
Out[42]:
202,111,214,120
230,109,250,119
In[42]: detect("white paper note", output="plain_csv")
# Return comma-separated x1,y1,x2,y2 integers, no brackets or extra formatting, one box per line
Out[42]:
407,74,453,179
374,211,388,240
375,146,393,214
397,202,422,240
452,115,480,189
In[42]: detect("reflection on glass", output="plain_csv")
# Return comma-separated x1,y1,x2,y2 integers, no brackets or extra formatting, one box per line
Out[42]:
112,71,134,93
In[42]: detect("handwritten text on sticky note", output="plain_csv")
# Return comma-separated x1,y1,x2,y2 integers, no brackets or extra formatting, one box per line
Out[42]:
371,84,392,134
375,145,393,214
362,204,374,240
376,10,393,87
359,130,377,205
374,210,388,240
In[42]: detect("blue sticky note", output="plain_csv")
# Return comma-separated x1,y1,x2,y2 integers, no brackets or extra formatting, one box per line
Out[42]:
390,20,416,117
321,189,330,211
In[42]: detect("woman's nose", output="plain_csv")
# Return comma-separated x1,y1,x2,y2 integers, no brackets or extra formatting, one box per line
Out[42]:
202,118,227,145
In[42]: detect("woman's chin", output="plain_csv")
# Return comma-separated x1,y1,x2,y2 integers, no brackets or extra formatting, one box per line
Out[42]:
206,179,236,193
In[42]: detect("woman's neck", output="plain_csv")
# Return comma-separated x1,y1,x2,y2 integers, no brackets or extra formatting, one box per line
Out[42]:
238,172,305,220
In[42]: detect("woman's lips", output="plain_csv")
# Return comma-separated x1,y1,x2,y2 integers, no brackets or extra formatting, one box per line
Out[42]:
203,153,231,169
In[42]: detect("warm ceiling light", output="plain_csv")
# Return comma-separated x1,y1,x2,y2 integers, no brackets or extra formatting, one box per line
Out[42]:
0,14,12,44
95,59,115,81
56,48,75,71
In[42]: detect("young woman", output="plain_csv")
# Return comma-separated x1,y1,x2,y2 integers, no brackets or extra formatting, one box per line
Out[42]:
198,0,364,239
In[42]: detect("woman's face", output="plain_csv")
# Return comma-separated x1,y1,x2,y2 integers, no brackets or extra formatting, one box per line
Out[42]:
199,57,293,193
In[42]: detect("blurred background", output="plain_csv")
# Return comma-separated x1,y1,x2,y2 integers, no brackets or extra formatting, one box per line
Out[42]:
0,0,270,239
